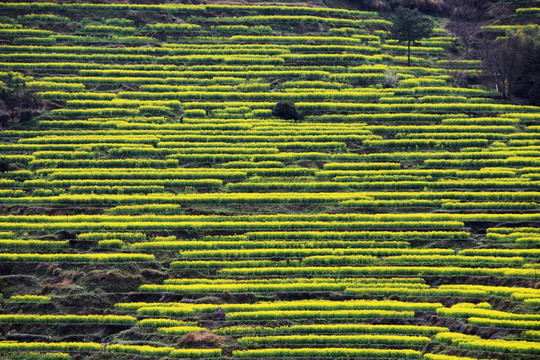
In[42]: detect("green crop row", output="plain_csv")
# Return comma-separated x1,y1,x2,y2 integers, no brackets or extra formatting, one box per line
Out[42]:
78,68,329,79
0,253,154,262
0,44,287,56
458,249,540,257
237,334,430,346
79,25,136,35
144,23,201,32
217,266,537,278
516,8,540,15
67,185,165,195
467,317,540,330
0,52,285,65
0,314,136,324
342,199,537,210
105,204,182,215
0,2,375,18
362,139,490,149
0,212,535,223
232,347,422,358
0,341,102,352
219,299,441,312
107,344,221,358
157,326,208,335
205,15,384,26
42,75,245,85
523,330,540,340
130,240,408,250
116,90,388,101
229,180,539,192
0,352,71,360
437,306,540,321
0,220,464,232
139,283,348,294
28,158,178,169
436,332,540,354
0,29,53,36
244,230,470,241
226,309,414,320
27,81,86,91
213,324,448,336
18,179,223,189
137,319,197,328
304,254,523,267
179,248,453,259
8,295,51,303
344,288,491,297
307,113,465,122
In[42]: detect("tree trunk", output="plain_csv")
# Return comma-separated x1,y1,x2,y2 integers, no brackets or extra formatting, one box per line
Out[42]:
408,39,411,67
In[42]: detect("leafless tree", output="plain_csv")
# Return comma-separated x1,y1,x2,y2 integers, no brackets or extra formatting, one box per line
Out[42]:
480,34,535,100
447,19,481,55
446,0,490,22
444,0,491,55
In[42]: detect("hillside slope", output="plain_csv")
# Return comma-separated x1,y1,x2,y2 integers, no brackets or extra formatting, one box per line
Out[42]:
0,2,539,360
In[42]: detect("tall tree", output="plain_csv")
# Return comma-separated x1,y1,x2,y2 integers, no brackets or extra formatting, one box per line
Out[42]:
480,25,540,102
0,72,42,126
390,6,434,66
0,72,28,122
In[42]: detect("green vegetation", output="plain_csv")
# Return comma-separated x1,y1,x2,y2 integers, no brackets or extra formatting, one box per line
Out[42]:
0,1,538,360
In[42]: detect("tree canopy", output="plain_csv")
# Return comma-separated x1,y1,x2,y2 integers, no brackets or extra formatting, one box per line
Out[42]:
390,7,434,66
272,101,302,121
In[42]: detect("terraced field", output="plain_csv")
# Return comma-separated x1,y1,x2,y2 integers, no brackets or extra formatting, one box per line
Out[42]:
0,1,539,360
